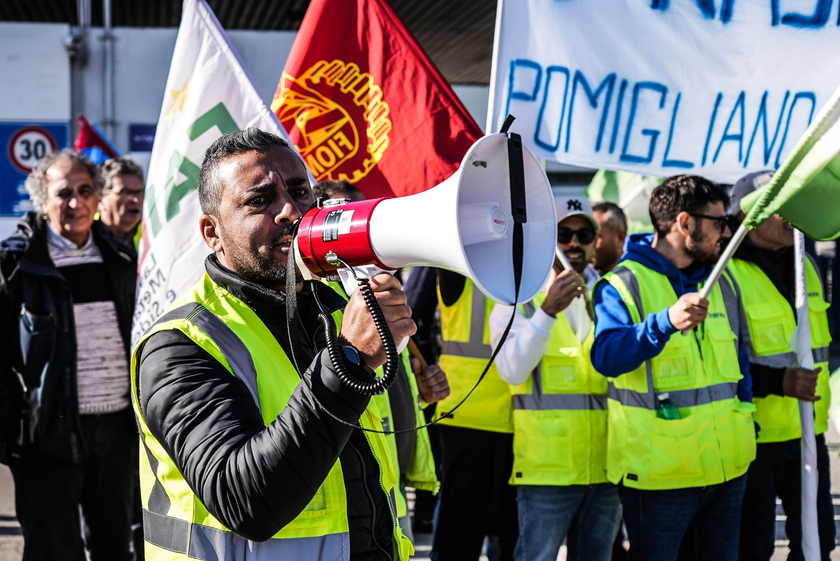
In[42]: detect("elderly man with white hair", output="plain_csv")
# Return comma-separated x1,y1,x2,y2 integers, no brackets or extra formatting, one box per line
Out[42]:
0,149,137,561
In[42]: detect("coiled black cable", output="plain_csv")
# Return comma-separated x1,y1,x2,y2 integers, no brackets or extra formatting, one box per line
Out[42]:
317,273,400,395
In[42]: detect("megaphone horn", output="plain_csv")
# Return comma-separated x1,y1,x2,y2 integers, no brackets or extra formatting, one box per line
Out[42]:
295,133,557,305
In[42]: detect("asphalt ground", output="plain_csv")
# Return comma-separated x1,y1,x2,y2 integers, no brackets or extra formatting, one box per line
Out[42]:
3,367,840,561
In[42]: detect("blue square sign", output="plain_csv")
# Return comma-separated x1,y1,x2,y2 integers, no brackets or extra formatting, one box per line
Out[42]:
0,122,69,216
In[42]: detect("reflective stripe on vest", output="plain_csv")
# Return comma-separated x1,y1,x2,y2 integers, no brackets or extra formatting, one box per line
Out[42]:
440,286,491,359
142,509,348,561
131,275,413,561
508,295,609,486
607,266,742,410
437,279,512,432
728,255,832,442
136,301,350,561
598,262,756,490
513,301,607,412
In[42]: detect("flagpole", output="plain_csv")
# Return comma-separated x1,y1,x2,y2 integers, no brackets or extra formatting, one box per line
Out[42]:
485,0,505,135
555,246,594,321
681,222,748,335
794,228,820,561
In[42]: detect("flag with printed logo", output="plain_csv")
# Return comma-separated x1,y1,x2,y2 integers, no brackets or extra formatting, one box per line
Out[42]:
271,0,483,199
132,0,300,346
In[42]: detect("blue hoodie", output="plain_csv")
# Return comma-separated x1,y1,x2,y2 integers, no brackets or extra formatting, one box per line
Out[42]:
591,233,752,402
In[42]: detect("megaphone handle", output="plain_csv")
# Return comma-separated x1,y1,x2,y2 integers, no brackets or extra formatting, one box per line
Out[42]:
337,266,409,353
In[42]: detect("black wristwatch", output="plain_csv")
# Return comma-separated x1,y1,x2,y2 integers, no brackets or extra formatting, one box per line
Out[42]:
341,345,362,366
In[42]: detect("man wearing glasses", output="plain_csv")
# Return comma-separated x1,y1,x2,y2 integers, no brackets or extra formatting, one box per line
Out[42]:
591,175,756,561
489,198,620,561
98,157,145,254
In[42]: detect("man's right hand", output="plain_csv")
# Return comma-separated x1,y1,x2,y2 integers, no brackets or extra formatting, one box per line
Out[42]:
540,270,587,317
783,366,822,401
667,293,709,331
338,273,417,369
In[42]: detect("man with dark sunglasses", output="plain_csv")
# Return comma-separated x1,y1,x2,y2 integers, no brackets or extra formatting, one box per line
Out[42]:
591,175,755,561
489,197,620,561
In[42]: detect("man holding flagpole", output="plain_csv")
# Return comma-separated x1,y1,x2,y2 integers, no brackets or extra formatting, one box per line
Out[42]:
591,175,756,561
727,171,834,561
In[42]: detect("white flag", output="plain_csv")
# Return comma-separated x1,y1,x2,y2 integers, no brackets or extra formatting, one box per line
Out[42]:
132,0,299,346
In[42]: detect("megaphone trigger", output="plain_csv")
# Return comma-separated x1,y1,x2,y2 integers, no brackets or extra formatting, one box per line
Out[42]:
336,265,410,354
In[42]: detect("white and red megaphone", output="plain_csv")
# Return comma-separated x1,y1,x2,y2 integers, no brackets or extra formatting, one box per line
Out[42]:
293,133,557,306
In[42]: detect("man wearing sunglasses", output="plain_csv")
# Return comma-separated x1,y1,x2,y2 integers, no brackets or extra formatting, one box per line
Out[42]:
727,172,834,561
591,175,755,561
489,198,620,561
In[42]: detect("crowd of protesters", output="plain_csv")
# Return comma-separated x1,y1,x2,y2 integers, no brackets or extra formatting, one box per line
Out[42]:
0,140,833,561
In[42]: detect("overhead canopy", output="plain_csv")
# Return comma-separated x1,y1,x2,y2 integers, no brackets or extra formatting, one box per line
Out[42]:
0,0,497,84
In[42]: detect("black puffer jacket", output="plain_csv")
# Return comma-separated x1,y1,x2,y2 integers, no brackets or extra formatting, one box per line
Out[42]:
136,256,397,559
0,212,136,464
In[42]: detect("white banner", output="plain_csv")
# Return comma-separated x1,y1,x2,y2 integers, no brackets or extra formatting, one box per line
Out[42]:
132,0,297,346
488,0,840,182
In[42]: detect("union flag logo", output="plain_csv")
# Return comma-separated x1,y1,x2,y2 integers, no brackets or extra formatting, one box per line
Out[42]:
272,60,392,183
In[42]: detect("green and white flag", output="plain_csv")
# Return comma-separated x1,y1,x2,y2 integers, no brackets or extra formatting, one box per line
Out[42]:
132,0,299,345
585,169,661,234
741,82,840,241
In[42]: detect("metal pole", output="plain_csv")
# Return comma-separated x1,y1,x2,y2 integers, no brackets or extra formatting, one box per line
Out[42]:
794,229,820,561
102,0,116,141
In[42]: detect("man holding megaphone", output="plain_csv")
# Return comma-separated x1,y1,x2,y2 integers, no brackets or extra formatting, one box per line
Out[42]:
130,129,417,561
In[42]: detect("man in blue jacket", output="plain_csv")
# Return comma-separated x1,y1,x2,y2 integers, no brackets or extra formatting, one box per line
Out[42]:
591,174,755,561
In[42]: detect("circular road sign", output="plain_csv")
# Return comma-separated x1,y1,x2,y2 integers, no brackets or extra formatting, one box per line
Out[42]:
7,126,60,174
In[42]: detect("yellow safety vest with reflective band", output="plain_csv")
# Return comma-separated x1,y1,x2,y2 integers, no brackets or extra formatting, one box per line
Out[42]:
728,256,832,443
325,280,439,520
598,262,756,490
509,293,608,486
437,279,513,433
130,274,413,561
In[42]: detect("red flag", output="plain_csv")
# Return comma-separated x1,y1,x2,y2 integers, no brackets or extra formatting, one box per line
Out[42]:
74,114,120,164
271,0,483,199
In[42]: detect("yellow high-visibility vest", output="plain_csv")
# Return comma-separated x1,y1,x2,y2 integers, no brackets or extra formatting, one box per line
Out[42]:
728,256,831,442
598,262,756,490
131,274,412,560
509,293,608,486
436,279,513,433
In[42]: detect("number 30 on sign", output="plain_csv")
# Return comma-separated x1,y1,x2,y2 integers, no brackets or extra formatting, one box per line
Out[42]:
7,126,59,174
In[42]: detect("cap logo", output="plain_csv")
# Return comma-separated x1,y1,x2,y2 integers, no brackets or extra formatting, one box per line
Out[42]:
567,199,583,211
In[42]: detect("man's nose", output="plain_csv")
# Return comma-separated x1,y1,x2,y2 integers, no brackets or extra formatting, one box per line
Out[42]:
274,198,303,224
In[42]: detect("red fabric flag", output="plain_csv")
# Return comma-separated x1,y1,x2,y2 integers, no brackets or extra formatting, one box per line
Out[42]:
74,114,120,164
271,0,483,199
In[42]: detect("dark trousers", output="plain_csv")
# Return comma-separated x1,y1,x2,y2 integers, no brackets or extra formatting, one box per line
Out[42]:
623,474,747,561
10,408,137,561
431,426,518,561
739,433,835,561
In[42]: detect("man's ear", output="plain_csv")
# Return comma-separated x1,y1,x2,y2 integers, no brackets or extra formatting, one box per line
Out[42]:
674,211,692,238
200,214,223,253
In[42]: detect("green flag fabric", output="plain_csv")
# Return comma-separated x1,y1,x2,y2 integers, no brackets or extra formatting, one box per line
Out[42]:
585,169,661,233
741,84,840,241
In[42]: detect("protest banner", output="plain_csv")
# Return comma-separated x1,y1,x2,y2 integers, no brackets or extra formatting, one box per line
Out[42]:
132,0,298,345
272,0,482,199
487,0,840,183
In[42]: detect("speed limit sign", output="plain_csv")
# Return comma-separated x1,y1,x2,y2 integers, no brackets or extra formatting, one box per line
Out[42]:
7,126,59,174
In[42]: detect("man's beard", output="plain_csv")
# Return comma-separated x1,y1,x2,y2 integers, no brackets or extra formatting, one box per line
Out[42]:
564,247,588,274
685,226,720,265
218,222,288,288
